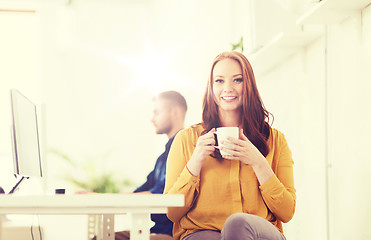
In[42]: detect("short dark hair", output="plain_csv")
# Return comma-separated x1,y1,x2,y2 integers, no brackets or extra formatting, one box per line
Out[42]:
156,91,187,112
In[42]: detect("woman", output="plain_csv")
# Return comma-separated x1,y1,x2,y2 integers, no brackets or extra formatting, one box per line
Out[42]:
164,51,296,240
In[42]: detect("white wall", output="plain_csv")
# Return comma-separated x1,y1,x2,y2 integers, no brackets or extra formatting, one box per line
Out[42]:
257,4,371,240
326,9,371,239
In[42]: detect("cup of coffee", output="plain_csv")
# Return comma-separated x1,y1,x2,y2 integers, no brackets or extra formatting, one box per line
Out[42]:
215,127,239,156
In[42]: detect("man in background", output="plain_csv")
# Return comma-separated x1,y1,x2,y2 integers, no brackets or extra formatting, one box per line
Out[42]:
116,91,187,240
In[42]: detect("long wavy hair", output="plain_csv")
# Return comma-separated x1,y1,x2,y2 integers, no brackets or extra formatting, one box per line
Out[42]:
202,51,272,159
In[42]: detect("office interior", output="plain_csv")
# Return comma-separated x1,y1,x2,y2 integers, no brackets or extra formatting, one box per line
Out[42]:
1,0,371,239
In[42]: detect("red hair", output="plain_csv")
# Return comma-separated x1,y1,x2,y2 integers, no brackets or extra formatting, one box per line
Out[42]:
202,51,272,159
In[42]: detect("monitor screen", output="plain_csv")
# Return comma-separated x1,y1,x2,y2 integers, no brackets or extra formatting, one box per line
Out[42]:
10,89,42,178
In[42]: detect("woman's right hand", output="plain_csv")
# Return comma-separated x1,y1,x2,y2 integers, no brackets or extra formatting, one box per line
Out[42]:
186,128,216,176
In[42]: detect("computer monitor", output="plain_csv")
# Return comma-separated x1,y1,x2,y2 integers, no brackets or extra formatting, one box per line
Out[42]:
9,89,43,194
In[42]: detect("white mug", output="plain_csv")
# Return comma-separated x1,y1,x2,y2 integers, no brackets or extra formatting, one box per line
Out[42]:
215,127,239,156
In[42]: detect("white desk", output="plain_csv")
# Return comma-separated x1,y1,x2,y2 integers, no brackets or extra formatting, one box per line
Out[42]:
0,194,184,240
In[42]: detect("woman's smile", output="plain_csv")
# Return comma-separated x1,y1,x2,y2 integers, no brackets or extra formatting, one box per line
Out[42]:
221,96,238,102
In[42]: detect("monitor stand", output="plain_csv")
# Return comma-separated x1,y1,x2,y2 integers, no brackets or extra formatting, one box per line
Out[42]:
8,176,29,194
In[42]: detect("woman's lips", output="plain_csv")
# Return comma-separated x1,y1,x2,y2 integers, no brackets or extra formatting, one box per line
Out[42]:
221,96,237,101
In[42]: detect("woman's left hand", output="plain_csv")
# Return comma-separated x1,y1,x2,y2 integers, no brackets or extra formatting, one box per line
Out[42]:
220,129,274,185
220,129,265,167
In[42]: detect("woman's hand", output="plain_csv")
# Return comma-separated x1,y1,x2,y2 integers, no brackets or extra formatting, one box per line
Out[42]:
220,129,264,166
219,129,273,185
186,128,216,176
193,128,217,160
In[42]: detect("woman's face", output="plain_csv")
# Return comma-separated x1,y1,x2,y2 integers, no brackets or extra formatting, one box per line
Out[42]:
212,58,243,114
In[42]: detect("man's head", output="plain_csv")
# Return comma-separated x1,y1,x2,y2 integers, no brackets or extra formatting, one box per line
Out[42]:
151,91,187,139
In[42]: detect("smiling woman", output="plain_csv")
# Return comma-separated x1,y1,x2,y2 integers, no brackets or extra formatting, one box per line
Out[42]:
164,51,295,240
202,51,272,160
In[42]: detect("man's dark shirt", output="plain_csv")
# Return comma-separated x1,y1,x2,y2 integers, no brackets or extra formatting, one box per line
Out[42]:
134,137,175,236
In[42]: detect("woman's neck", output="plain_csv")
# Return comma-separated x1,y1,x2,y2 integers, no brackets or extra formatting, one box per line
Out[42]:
219,110,242,127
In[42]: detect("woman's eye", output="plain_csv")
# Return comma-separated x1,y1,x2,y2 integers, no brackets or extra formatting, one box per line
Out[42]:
215,79,223,83
234,78,243,83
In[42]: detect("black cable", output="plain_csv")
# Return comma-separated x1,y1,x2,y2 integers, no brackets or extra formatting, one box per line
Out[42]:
31,224,35,240
38,215,42,240
8,176,29,194
30,215,42,240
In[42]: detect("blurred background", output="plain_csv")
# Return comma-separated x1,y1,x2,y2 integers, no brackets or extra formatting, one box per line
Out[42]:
0,0,371,239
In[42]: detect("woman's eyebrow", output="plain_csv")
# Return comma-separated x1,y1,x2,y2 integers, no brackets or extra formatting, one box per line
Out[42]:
233,74,242,77
213,74,242,79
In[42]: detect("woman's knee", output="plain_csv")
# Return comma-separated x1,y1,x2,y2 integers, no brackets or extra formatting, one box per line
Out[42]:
224,213,253,229
222,213,252,238
222,213,266,240
222,213,285,240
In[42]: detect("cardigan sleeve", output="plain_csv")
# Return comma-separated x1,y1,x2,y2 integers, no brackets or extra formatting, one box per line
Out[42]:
259,132,296,223
164,129,200,222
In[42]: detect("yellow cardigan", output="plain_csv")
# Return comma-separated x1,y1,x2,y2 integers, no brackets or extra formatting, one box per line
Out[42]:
164,124,296,240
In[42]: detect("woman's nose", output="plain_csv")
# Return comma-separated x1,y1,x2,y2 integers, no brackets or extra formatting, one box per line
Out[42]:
223,82,233,92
